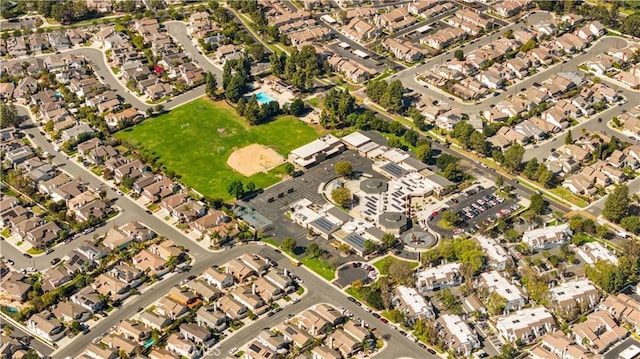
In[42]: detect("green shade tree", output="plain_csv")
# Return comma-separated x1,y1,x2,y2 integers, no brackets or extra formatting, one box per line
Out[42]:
331,187,352,207
603,184,629,223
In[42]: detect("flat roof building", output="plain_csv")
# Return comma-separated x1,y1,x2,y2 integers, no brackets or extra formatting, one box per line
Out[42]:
289,135,344,167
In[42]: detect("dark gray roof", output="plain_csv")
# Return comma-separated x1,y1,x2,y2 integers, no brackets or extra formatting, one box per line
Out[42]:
309,217,340,235
365,226,386,241
380,162,409,178
326,206,353,223
401,157,428,171
426,173,454,187
379,212,408,229
360,178,388,194
343,233,366,252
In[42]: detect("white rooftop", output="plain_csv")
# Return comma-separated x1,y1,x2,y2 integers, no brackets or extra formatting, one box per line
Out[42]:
548,279,597,303
480,271,526,303
416,263,461,283
496,307,554,332
476,236,509,265
578,242,619,266
439,314,476,347
619,345,640,359
396,285,431,317
342,131,372,148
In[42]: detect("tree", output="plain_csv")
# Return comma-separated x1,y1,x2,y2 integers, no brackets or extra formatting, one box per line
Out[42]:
335,161,353,178
227,180,245,199
537,168,553,188
0,103,20,128
225,74,245,103
415,142,432,163
621,216,640,234
496,175,504,189
283,162,295,175
388,260,413,285
331,187,352,207
442,210,459,225
565,130,573,145
287,98,306,116
529,194,546,214
205,71,217,99
454,49,465,61
503,143,525,173
364,240,378,255
382,233,396,248
305,242,322,258
603,184,630,223
281,237,297,253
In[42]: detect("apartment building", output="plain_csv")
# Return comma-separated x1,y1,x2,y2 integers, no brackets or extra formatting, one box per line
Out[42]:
392,285,435,326
415,263,462,292
479,271,526,312
496,306,556,344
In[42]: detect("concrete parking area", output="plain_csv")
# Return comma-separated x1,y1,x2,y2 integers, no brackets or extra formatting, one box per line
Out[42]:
430,186,520,237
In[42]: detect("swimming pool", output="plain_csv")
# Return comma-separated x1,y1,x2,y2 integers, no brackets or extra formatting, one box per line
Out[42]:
255,92,276,105
5,306,18,313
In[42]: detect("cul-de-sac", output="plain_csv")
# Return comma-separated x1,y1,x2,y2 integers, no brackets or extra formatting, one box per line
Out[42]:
1,1,640,359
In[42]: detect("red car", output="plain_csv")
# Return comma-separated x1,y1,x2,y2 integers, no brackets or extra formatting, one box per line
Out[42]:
380,318,388,323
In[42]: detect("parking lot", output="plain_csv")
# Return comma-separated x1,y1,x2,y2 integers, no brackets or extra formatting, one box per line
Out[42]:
242,150,377,251
431,186,520,236
325,38,393,73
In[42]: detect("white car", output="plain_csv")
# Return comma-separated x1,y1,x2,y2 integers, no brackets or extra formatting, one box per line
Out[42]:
229,347,238,354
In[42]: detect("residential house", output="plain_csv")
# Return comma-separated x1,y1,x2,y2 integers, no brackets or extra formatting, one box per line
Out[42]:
71,287,104,313
577,242,618,266
179,323,214,348
133,249,169,277
203,267,234,289
231,285,268,314
225,258,256,283
496,306,556,344
549,279,600,317
479,270,527,312
522,224,572,250
416,263,462,292
118,320,151,344
392,285,435,326
217,295,247,320
298,309,332,336
196,305,228,332
27,312,65,342
276,323,314,349
436,314,479,356
572,311,628,354
166,332,200,359
141,178,178,203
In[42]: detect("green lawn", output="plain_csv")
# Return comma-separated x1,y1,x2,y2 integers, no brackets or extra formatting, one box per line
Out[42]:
372,256,419,275
300,255,336,281
116,99,321,200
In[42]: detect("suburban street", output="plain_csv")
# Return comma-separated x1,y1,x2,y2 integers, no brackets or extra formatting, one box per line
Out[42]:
50,244,433,359
5,110,432,359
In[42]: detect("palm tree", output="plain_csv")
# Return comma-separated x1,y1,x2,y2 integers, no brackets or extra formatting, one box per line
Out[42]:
210,231,221,249
166,255,178,271
339,243,351,255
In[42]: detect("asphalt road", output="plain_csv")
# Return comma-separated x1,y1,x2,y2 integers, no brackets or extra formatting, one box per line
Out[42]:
388,12,553,111
2,106,210,270
522,71,639,161
50,244,432,359
8,108,432,359
361,102,573,215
